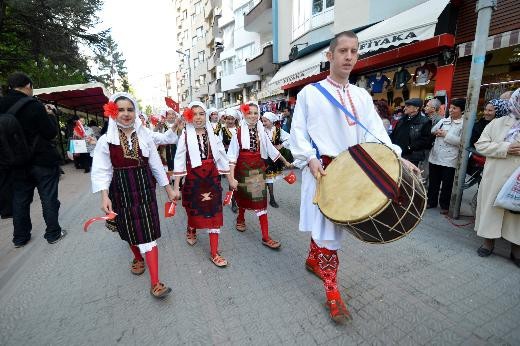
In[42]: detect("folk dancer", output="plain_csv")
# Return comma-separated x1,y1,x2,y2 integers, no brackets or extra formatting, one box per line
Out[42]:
227,103,283,249
218,108,241,212
91,92,176,299
207,107,221,135
290,31,417,322
172,102,238,267
261,111,292,208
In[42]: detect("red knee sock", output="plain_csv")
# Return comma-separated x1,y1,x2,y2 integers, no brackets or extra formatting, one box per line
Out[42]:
209,233,219,258
130,245,143,261
144,246,159,286
237,208,245,223
258,213,269,241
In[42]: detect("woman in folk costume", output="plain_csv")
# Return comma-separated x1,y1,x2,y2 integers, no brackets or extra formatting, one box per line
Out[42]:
475,88,520,267
227,102,283,249
172,101,238,267
91,92,175,299
207,107,221,135
261,111,292,208
218,108,241,212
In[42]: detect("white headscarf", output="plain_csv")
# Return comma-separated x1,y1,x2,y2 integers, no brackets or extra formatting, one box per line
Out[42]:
105,92,152,157
239,102,270,159
183,101,224,168
206,107,218,123
509,88,520,120
262,111,278,124
225,108,240,120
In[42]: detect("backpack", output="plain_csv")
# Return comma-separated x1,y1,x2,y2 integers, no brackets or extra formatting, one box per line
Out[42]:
0,97,36,167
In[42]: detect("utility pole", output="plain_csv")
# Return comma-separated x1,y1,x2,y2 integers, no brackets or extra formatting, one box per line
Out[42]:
449,0,496,219
176,50,193,102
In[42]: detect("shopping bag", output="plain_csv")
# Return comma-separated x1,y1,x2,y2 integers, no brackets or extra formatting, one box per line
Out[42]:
70,139,88,153
493,166,520,212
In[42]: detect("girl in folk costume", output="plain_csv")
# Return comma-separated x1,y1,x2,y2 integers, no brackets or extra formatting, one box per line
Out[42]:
261,112,292,208
207,107,222,135
91,92,175,299
227,103,283,249
172,102,238,267
218,108,241,212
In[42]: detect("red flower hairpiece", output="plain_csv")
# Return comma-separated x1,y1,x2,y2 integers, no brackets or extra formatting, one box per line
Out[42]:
240,104,250,115
103,102,119,119
182,107,194,123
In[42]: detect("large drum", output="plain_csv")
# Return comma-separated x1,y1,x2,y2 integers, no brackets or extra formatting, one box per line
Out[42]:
315,143,426,244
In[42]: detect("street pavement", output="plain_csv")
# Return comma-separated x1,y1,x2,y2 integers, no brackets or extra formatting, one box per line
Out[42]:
0,164,519,346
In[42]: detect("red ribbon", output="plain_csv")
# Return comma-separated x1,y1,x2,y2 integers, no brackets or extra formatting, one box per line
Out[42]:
83,212,117,232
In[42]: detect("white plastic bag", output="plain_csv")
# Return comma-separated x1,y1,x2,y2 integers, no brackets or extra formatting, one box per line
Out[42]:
494,165,520,212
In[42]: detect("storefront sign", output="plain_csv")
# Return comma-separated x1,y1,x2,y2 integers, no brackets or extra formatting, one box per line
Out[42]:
358,25,434,56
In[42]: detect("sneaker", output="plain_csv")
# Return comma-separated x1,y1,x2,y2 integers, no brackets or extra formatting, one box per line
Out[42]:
48,230,67,244
14,240,30,248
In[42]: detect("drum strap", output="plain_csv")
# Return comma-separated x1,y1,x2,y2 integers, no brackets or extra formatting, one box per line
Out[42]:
348,144,400,202
311,83,384,144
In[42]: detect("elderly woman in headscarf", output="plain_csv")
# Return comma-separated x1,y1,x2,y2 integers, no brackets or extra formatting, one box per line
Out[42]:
227,103,284,249
91,92,176,298
475,88,520,267
172,101,237,267
470,99,510,148
261,111,292,208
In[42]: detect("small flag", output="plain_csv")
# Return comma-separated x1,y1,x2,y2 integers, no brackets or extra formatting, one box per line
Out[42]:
283,171,297,184
165,201,177,218
223,191,234,206
83,212,117,232
165,97,180,113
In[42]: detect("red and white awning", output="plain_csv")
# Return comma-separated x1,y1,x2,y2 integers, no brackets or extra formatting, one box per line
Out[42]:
457,29,520,58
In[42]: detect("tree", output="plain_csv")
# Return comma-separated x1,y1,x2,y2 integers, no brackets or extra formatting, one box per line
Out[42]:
93,35,129,93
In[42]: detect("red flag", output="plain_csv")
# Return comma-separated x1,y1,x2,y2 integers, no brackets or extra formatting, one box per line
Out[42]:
165,201,177,218
165,97,180,113
283,171,297,184
73,120,85,138
83,212,117,232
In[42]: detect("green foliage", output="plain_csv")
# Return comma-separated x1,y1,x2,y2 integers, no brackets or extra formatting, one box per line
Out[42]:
0,0,127,92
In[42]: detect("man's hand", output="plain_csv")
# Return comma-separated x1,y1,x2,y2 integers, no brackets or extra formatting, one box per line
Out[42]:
507,143,520,155
401,158,421,175
101,194,113,214
308,158,326,179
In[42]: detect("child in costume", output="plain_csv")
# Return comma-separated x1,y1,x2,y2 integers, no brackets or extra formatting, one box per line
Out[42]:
227,103,283,249
172,102,238,267
91,92,175,299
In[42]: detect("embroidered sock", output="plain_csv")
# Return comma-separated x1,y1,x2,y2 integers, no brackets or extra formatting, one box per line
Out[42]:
130,245,143,261
258,213,269,241
209,233,219,258
144,246,159,286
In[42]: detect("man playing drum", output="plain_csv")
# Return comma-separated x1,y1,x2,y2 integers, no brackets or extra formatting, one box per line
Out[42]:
290,31,419,322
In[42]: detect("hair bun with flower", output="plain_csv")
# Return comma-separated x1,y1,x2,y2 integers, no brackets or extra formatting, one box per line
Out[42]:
182,107,194,123
103,101,119,119
240,104,250,115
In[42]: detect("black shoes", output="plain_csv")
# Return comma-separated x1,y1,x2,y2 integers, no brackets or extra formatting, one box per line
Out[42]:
48,230,67,244
477,245,494,257
269,199,279,208
14,240,30,248
511,252,520,268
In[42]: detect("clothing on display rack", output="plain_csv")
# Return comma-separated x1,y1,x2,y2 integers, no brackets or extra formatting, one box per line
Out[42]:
368,73,390,93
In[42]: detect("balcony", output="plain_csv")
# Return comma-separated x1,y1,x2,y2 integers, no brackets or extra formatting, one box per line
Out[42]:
208,79,221,95
246,41,275,76
244,0,272,34
204,0,212,19
205,28,215,47
207,53,217,71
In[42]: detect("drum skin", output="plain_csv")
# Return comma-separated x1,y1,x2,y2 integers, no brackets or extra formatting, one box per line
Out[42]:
315,143,426,244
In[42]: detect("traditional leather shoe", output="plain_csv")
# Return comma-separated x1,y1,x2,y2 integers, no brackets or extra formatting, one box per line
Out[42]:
477,245,494,257
269,199,279,208
131,259,145,275
150,282,172,299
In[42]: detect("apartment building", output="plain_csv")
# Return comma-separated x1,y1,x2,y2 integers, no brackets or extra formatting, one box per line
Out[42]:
175,0,223,107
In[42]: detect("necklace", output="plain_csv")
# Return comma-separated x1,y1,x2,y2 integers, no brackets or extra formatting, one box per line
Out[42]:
326,77,358,126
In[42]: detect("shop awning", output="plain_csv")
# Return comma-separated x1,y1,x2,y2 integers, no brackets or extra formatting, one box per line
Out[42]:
268,48,327,90
457,29,520,58
356,0,450,57
34,82,110,115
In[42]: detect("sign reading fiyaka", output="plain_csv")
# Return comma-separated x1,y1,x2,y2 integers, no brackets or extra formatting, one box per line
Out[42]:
358,25,434,56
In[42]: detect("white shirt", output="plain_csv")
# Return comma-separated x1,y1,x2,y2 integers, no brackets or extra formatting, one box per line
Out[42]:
91,131,169,193
265,126,291,149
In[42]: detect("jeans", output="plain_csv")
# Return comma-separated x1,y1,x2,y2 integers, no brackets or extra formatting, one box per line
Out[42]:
12,165,62,244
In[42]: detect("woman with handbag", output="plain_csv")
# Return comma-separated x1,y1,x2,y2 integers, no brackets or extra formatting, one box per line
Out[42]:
474,88,520,267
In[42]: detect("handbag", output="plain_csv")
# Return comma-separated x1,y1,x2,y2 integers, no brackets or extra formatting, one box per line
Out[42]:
493,165,520,212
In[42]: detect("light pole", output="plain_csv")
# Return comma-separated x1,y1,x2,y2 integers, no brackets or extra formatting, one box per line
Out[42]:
176,50,193,102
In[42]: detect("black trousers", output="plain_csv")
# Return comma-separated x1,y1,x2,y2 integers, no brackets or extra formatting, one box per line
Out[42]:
12,165,62,244
0,169,13,217
427,163,455,210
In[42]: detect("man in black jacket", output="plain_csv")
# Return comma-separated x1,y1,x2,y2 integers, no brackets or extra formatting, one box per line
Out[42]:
0,72,66,247
390,98,432,167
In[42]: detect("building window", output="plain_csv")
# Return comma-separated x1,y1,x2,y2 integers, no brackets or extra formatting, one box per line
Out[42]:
198,51,205,63
200,75,206,85
183,30,188,41
195,79,201,88
312,0,334,15
182,9,187,19
194,1,202,15
196,26,204,38
235,43,255,68
193,57,199,68
293,0,334,40
233,1,254,30
192,36,197,47
222,58,234,76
